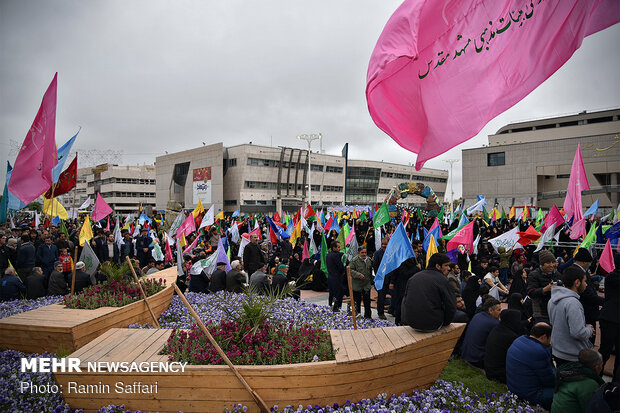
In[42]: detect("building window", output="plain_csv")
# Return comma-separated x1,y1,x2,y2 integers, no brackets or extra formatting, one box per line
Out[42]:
411,174,448,183
325,166,343,173
311,184,320,192
487,152,505,166
323,185,343,192
378,188,391,194
556,174,570,179
228,158,237,167
310,164,324,172
224,200,237,206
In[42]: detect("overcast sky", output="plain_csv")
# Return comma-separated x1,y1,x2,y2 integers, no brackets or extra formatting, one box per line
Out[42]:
1,0,619,200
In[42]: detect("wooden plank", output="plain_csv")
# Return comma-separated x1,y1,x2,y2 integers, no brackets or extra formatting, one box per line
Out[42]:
72,329,130,363
339,329,361,361
102,329,161,363
398,326,419,344
70,328,120,359
350,329,373,360
131,329,171,362
329,330,348,362
382,326,406,349
369,327,395,354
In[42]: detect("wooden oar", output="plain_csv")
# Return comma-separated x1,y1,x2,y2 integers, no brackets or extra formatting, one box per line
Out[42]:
126,256,160,328
346,266,358,330
70,246,78,297
172,283,271,412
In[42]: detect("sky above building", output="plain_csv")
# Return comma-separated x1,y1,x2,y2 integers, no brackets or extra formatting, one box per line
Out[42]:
1,0,619,201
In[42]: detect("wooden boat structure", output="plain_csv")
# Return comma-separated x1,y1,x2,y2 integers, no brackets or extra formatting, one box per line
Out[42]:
54,323,465,413
0,267,177,354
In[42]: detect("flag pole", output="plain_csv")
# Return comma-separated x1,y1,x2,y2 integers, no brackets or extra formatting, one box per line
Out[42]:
172,283,271,413
125,256,160,328
70,246,78,297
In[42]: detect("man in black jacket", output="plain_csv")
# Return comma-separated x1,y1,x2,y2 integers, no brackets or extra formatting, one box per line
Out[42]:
209,262,227,293
372,237,389,319
401,252,456,332
71,261,93,294
526,249,561,323
326,241,346,312
243,234,265,280
25,267,48,299
16,234,36,283
570,248,604,345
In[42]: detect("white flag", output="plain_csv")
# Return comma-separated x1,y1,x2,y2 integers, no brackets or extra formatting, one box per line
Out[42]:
489,226,523,252
79,242,100,276
473,234,481,255
238,235,250,259
79,196,92,210
114,215,123,249
375,226,382,253
34,211,40,228
466,197,487,215
488,285,500,300
152,242,164,261
200,205,214,229
535,223,557,253
176,244,184,277
229,222,240,244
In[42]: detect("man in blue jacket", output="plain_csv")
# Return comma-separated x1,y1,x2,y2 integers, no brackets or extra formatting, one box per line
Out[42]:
1,268,26,301
460,297,501,368
506,322,555,410
36,236,59,279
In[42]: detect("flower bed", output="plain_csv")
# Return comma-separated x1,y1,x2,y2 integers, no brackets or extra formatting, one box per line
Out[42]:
225,380,535,412
164,320,335,365
63,278,166,309
0,296,63,320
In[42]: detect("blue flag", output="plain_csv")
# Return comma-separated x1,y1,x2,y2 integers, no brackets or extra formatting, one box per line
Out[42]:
423,225,440,252
584,199,599,218
53,129,80,183
458,212,469,228
331,217,340,234
604,222,620,240
5,162,26,211
374,222,415,290
232,209,240,218
596,224,605,245
266,216,290,240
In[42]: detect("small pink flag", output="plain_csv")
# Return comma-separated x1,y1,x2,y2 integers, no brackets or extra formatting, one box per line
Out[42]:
164,235,174,263
569,218,586,240
447,221,475,254
105,217,110,232
302,239,310,261
563,144,590,221
183,234,200,256
599,239,615,274
92,193,114,222
8,73,59,204
345,222,356,245
176,213,196,239
366,1,618,170
542,205,564,233
324,216,334,233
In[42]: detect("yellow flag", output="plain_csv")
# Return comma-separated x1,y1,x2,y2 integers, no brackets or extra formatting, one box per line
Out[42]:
290,220,301,247
214,210,224,221
192,199,205,218
79,216,94,247
426,234,438,267
43,197,69,220
521,205,529,222
179,233,187,249
509,206,516,219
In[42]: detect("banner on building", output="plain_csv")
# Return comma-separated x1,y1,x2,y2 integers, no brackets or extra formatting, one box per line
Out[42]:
192,167,212,205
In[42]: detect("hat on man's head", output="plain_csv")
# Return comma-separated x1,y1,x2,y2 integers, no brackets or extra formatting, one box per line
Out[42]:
75,261,85,270
538,250,555,265
574,248,593,263
216,262,227,267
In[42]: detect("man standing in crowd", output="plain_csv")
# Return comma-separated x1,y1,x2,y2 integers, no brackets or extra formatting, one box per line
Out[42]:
326,241,346,312
135,228,153,268
570,248,604,345
506,322,555,410
349,246,373,319
527,250,561,323
373,237,389,320
16,234,35,283
548,266,594,366
401,252,456,332
243,233,264,281
36,236,58,279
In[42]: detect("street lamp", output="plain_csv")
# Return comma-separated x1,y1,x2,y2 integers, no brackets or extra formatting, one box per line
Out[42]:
297,133,322,206
443,159,459,214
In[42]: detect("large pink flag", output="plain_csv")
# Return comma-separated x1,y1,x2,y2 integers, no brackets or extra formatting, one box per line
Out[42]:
563,144,590,221
91,193,113,222
8,74,59,203
569,217,586,240
599,239,615,273
366,1,619,170
541,205,565,233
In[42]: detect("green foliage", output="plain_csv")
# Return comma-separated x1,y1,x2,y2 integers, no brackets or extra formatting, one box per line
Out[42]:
98,261,131,282
27,201,42,212
439,357,508,395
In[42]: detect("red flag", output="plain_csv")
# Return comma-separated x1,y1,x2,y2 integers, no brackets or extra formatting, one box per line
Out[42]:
164,236,174,263
303,205,316,220
447,221,475,254
302,239,310,260
517,226,541,247
293,208,301,225
273,212,281,222
269,227,278,244
9,74,59,204
44,156,77,198
599,239,615,274
105,217,110,232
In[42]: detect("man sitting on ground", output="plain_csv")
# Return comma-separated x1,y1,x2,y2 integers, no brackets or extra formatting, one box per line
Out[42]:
460,297,501,368
551,349,605,413
506,322,555,410
0,268,25,301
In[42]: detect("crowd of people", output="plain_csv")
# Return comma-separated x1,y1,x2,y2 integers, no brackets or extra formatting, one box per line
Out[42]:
0,207,618,411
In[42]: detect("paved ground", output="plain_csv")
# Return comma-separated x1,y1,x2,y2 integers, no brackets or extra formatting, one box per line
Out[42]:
300,289,396,323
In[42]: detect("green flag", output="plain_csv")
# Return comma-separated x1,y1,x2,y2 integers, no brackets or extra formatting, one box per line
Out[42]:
320,235,328,276
501,206,506,221
417,207,423,221
373,203,390,228
359,211,368,222
441,223,466,241
535,208,544,226
59,220,69,238
580,224,598,249
437,206,444,222
482,207,489,224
